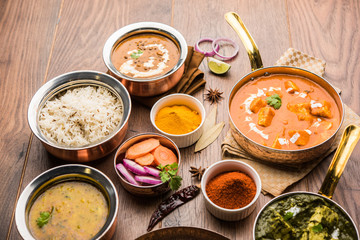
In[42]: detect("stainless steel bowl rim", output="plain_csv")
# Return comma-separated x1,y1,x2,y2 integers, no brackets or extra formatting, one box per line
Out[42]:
228,65,345,153
15,164,119,240
103,22,188,82
114,132,181,189
252,191,359,239
28,70,132,150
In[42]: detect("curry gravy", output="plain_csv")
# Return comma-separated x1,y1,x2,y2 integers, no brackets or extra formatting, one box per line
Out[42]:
111,33,180,79
230,74,340,150
28,181,108,240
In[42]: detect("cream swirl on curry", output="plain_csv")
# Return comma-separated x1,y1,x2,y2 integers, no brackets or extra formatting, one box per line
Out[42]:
111,34,180,79
230,74,341,150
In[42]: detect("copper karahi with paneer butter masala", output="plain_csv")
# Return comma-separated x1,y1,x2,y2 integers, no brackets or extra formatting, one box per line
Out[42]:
230,74,341,150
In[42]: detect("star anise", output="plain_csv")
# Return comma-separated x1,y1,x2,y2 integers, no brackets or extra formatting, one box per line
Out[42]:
205,88,223,104
189,166,206,181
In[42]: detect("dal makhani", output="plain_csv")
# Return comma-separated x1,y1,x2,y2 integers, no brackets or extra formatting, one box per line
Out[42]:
111,34,180,79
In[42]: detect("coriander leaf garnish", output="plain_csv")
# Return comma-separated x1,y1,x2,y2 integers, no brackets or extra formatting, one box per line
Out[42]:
36,206,54,228
312,223,323,233
283,211,293,221
130,50,143,59
266,94,282,109
157,163,182,191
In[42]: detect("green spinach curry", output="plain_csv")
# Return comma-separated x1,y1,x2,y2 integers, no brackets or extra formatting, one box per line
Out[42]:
255,194,357,240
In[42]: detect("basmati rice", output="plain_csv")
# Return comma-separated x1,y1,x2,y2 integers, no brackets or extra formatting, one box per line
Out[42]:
38,85,123,147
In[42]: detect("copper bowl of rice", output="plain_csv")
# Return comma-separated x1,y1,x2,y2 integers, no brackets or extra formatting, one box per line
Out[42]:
28,70,132,162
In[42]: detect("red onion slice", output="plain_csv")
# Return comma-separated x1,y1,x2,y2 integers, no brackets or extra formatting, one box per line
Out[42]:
123,158,148,176
195,38,219,57
134,175,162,185
212,37,239,60
116,163,140,186
144,166,161,178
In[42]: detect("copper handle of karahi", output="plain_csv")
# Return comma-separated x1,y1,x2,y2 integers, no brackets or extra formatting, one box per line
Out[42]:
224,12,263,71
318,124,360,198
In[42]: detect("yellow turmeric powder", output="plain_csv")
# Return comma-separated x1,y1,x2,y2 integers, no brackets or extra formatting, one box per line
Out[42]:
155,105,201,134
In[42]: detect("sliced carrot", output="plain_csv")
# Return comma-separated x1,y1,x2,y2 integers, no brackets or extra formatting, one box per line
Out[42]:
134,153,155,166
152,145,178,166
125,138,160,159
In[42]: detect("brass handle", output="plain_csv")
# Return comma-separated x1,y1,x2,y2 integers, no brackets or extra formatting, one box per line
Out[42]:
224,12,263,71
318,124,360,198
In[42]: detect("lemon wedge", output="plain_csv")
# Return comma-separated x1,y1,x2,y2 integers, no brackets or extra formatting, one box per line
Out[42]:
207,57,231,74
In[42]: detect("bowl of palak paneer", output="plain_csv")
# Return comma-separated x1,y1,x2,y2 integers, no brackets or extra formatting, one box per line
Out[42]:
254,192,358,240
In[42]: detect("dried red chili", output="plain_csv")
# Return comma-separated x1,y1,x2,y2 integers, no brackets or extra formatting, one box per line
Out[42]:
206,171,256,209
147,185,200,231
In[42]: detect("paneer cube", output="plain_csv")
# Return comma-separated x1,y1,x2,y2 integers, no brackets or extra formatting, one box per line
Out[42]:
287,102,313,121
271,134,282,149
288,130,310,146
285,80,300,93
258,107,275,127
250,97,267,113
310,100,332,118
266,90,283,98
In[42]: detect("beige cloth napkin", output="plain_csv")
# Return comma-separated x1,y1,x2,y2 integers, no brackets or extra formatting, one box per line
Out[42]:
221,48,360,196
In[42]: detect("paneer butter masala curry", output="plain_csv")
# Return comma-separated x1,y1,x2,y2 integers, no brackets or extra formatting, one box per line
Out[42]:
111,34,180,79
230,74,340,150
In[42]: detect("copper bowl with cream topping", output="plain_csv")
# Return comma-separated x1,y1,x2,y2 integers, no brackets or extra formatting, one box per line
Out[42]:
103,22,188,97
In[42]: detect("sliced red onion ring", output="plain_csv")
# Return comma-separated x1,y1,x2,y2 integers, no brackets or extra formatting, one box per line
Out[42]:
212,37,239,60
195,38,220,57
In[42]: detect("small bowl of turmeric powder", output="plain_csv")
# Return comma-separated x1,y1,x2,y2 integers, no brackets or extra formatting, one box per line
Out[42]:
201,160,262,221
150,93,206,148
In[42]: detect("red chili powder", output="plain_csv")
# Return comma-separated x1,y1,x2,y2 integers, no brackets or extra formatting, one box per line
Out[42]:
206,171,256,209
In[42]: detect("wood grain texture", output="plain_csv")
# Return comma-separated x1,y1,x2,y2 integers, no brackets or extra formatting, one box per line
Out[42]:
287,0,360,227
169,0,300,239
3,0,360,239
0,0,62,238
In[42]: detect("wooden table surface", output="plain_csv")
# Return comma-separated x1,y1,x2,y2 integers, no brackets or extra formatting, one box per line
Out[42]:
1,0,359,239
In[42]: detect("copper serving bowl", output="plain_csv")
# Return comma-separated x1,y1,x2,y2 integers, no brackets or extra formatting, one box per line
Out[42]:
103,22,188,97
225,12,344,164
114,133,181,197
28,70,131,162
15,164,119,240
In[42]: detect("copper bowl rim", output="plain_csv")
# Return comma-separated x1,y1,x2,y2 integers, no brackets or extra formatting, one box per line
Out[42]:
227,66,345,153
103,21,188,82
28,70,132,151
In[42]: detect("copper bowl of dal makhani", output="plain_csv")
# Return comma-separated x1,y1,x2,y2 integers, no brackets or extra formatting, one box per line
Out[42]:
15,164,119,240
103,22,188,97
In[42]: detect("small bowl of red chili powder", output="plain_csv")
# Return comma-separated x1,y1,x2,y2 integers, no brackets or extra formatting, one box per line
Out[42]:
201,160,261,221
